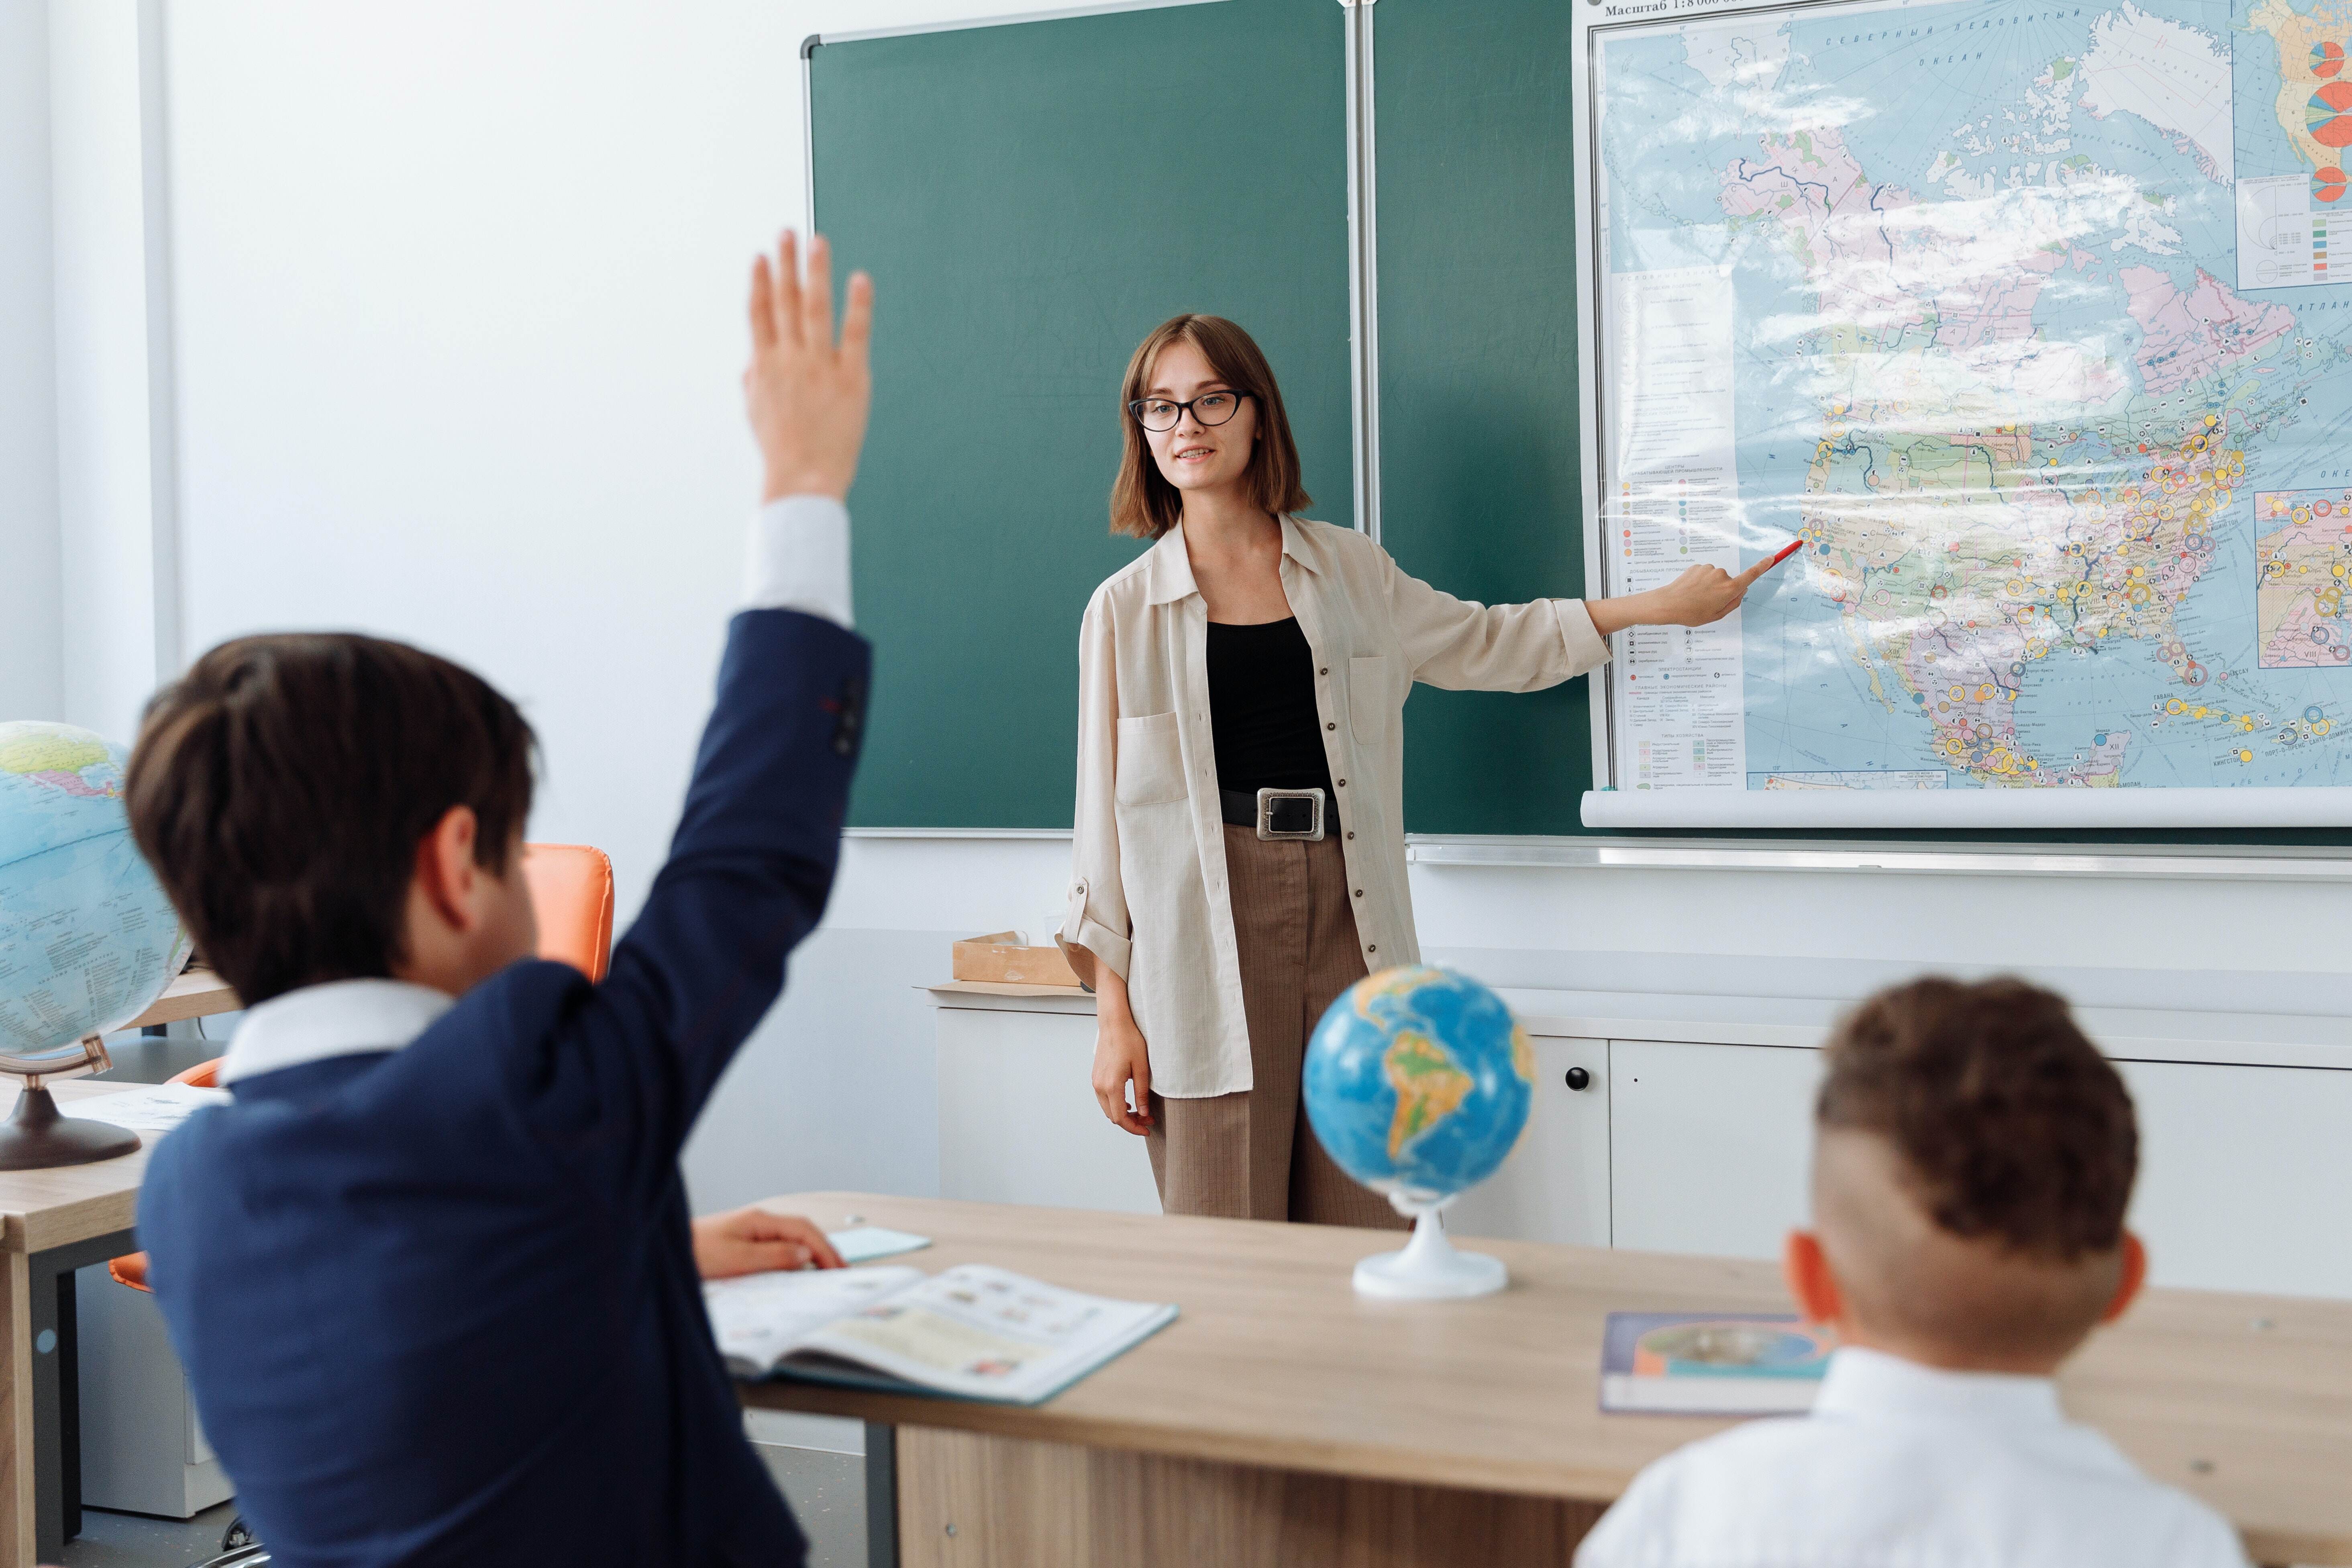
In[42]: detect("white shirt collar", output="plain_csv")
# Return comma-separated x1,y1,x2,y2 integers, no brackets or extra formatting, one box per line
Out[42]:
1141,516,1318,606
220,978,454,1085
1814,1344,2066,1426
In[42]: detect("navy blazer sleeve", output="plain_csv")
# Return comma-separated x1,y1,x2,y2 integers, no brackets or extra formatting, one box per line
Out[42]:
502,606,869,1207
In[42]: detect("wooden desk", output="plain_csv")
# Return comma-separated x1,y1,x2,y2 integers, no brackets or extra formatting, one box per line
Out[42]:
744,1193,2352,1568
0,1081,161,1568
125,967,241,1031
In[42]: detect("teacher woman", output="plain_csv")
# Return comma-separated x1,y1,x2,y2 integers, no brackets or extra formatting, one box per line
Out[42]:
1056,315,1761,1227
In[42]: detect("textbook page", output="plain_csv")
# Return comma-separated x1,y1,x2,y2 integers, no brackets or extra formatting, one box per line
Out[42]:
786,1264,1177,1406
704,1265,924,1378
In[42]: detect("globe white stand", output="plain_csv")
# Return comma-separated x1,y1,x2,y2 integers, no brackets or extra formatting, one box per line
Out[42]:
1352,1197,1507,1300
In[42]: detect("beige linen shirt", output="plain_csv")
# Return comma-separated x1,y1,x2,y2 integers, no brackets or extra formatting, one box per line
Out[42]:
1057,516,1609,1099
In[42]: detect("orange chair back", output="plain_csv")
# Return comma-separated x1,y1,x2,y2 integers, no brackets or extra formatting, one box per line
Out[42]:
524,842,615,982
169,1059,223,1090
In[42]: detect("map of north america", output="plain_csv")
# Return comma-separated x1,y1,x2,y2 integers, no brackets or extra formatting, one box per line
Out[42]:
1599,0,2352,795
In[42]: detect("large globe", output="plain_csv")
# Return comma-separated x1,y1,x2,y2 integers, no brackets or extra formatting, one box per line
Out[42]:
1303,965,1534,1210
0,722,190,1059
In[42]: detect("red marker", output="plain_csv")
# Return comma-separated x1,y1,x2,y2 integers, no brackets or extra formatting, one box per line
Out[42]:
1765,538,1805,570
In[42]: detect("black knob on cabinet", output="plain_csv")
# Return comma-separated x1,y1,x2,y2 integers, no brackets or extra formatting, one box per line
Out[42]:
1564,1067,1591,1091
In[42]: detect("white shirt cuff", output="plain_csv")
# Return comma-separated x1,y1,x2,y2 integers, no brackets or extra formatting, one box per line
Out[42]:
744,495,853,628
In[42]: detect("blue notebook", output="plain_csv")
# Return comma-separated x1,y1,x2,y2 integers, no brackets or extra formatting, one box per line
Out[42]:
1601,1311,1834,1415
827,1225,932,1264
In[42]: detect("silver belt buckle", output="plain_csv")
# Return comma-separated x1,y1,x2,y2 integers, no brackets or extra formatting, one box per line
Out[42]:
1257,787,1325,842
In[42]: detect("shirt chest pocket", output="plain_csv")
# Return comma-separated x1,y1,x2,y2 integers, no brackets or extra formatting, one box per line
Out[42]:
1348,656,1392,745
1115,712,1189,806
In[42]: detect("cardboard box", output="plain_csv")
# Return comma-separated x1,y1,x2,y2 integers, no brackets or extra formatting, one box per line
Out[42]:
951,930,1083,988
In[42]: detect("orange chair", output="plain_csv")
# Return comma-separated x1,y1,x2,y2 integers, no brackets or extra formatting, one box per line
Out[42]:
520,842,616,983
110,843,618,1291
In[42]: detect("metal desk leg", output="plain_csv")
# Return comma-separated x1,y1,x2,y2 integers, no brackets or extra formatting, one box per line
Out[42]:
865,1422,897,1568
29,1230,135,1565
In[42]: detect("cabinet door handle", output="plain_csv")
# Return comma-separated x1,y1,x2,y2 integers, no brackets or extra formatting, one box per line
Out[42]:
1564,1067,1591,1091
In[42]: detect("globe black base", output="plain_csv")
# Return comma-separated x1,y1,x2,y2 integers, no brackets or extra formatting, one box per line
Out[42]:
0,1086,142,1170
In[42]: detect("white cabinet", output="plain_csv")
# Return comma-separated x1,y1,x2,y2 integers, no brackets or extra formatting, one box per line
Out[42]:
934,1001,1161,1215
1449,1035,1610,1248
930,996,2352,1303
1599,1039,2352,1300
1609,1039,1822,1260
2116,1058,2352,1299
75,1265,233,1518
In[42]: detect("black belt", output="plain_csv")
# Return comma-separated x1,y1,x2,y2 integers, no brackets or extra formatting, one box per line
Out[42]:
1220,787,1328,840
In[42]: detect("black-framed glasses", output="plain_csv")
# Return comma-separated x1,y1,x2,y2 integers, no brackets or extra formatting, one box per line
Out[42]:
1128,390,1251,432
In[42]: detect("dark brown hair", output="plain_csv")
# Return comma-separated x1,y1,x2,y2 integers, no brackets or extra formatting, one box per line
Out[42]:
1818,977,2137,1262
126,633,536,1007
1109,314,1310,540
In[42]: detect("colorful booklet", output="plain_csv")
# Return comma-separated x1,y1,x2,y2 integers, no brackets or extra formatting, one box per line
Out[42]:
1600,1311,1834,1415
704,1263,1177,1407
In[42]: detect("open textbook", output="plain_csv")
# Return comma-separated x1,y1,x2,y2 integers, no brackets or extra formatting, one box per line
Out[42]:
704,1263,1177,1407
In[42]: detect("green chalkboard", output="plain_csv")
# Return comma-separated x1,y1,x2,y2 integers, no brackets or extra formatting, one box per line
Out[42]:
812,0,1352,828
1371,0,2352,849
1374,0,1587,837
818,0,2350,847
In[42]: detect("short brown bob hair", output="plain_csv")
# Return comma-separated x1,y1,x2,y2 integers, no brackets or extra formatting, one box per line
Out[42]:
126,633,536,1007
1109,314,1311,540
1818,976,2138,1263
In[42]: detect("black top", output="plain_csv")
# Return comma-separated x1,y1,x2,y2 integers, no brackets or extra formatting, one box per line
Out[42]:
1206,617,1334,796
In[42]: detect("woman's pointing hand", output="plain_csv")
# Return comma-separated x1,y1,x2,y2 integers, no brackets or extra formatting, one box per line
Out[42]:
1588,558,1774,635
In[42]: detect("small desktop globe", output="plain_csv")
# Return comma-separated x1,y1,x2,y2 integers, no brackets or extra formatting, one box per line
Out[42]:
0,722,190,1058
1303,965,1534,1212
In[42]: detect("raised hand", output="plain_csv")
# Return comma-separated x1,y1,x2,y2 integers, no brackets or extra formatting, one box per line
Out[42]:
745,231,874,503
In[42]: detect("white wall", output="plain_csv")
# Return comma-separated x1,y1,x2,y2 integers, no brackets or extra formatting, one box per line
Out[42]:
129,0,2352,1223
152,0,1086,1211
50,0,177,745
0,0,61,723
163,0,1035,915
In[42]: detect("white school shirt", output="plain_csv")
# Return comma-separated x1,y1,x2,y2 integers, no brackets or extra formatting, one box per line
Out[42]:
1574,1346,2249,1568
216,495,853,1085
1056,515,1609,1099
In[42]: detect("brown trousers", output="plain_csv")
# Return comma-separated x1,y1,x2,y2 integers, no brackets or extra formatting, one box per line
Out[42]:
1146,824,1409,1230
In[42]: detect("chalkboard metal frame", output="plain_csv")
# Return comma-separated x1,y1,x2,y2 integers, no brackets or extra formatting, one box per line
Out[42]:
1343,0,1383,541
1405,832,2352,879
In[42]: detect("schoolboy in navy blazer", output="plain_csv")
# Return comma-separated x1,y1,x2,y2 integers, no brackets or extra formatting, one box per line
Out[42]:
125,234,876,1568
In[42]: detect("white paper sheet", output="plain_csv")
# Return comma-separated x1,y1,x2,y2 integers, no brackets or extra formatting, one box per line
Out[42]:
21,1082,231,1134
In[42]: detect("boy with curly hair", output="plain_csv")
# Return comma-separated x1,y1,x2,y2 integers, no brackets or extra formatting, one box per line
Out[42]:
1577,976,2248,1568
